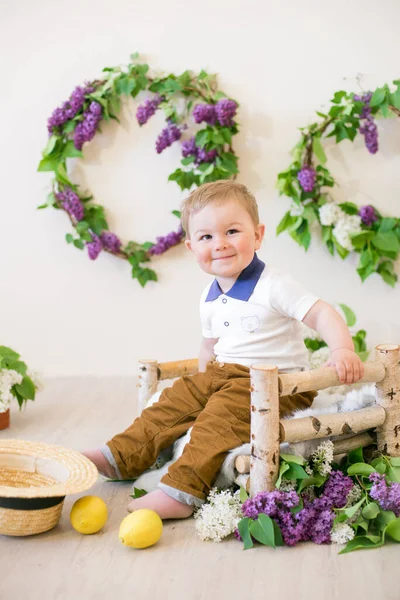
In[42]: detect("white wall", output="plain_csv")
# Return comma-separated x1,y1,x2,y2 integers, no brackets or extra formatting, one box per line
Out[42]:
1,0,399,376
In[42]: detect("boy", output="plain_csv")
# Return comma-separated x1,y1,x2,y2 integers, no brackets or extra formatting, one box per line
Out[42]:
84,181,364,519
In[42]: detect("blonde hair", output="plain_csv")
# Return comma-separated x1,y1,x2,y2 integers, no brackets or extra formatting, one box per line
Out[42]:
180,180,259,237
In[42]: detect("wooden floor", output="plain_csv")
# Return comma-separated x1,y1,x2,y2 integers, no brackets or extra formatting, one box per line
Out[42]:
0,378,398,600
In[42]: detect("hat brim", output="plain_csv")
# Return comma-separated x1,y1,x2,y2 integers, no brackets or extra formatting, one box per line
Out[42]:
0,439,98,498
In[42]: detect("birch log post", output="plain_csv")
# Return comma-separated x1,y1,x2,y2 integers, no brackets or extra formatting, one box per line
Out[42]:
250,364,280,496
375,344,400,456
137,359,158,414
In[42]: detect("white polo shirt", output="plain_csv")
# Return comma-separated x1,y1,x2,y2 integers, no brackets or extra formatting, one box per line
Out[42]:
200,254,319,372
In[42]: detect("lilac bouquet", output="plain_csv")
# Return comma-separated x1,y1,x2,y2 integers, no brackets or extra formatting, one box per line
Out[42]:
234,443,400,553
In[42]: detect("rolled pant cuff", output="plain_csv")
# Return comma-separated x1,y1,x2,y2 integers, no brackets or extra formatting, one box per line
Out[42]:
158,482,205,507
100,444,124,479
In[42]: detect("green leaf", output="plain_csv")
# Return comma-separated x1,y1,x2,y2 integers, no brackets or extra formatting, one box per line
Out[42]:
298,474,327,492
130,487,148,498
338,202,359,216
338,304,356,327
332,91,347,104
249,514,276,548
375,510,396,531
276,462,290,488
14,376,36,401
239,485,249,503
386,465,400,483
276,212,296,236
61,140,83,159
339,534,383,554
195,129,211,148
283,463,308,480
379,218,397,233
237,518,254,550
370,87,387,107
312,136,327,164
385,518,400,542
66,233,74,244
0,346,20,361
172,210,181,219
347,446,364,465
389,457,400,467
42,134,59,157
181,156,195,166
372,231,399,254
280,453,305,465
350,231,375,249
347,463,376,477
73,239,84,250
37,155,61,172
362,502,380,520
343,497,366,520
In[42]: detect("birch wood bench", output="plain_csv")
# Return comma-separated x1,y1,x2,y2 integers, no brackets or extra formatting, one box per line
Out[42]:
137,344,400,497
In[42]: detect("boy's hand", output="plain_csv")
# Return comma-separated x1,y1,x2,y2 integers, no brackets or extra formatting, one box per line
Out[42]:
326,348,365,384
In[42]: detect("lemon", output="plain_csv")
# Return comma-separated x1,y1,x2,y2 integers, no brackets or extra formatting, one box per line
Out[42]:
70,495,108,534
118,509,163,549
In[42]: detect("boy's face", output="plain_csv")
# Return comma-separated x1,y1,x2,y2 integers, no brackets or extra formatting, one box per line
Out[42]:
185,198,265,286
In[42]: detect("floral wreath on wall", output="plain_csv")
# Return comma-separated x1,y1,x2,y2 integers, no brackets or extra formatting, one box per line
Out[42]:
38,54,240,287
276,82,400,287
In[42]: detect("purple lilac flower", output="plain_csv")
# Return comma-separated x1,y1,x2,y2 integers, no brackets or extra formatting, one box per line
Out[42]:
354,92,379,154
136,94,163,125
359,204,378,226
155,122,182,154
181,136,218,164
192,103,217,126
73,102,103,150
369,473,400,516
47,83,95,134
215,99,238,127
148,228,184,255
359,117,379,154
297,165,316,193
55,187,84,222
181,137,197,158
321,470,354,508
86,234,102,260
238,470,353,547
100,231,122,253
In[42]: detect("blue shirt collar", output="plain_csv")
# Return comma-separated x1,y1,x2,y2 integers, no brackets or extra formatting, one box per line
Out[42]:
205,253,265,302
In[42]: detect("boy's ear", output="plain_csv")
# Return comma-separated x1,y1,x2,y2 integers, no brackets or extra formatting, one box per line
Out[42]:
185,239,192,251
255,223,265,249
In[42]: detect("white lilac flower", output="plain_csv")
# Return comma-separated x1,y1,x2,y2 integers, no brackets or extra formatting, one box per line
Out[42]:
289,203,304,217
0,369,23,412
301,322,322,341
279,479,297,492
27,370,44,391
309,346,330,370
330,522,355,544
194,488,242,542
319,203,344,226
305,440,334,476
333,214,362,251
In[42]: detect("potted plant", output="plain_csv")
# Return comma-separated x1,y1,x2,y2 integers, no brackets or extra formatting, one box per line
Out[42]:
0,346,42,430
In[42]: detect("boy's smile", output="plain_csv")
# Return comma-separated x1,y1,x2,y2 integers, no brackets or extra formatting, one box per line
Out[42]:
185,198,265,292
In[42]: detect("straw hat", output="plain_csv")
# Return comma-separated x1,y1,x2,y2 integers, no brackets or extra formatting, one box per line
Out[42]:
0,439,98,536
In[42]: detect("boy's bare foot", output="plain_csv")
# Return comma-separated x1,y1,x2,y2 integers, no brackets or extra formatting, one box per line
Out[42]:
82,449,117,479
127,489,194,520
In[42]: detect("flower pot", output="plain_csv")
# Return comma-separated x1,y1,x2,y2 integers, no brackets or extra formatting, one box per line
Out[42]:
0,409,10,430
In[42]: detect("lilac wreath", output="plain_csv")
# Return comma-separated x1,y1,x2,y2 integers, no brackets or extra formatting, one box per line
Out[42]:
38,54,240,286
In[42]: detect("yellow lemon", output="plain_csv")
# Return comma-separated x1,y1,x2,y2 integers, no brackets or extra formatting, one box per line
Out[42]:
70,495,108,534
118,509,163,549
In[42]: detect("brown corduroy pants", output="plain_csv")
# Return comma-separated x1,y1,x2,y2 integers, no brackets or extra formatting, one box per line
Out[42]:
106,361,316,503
